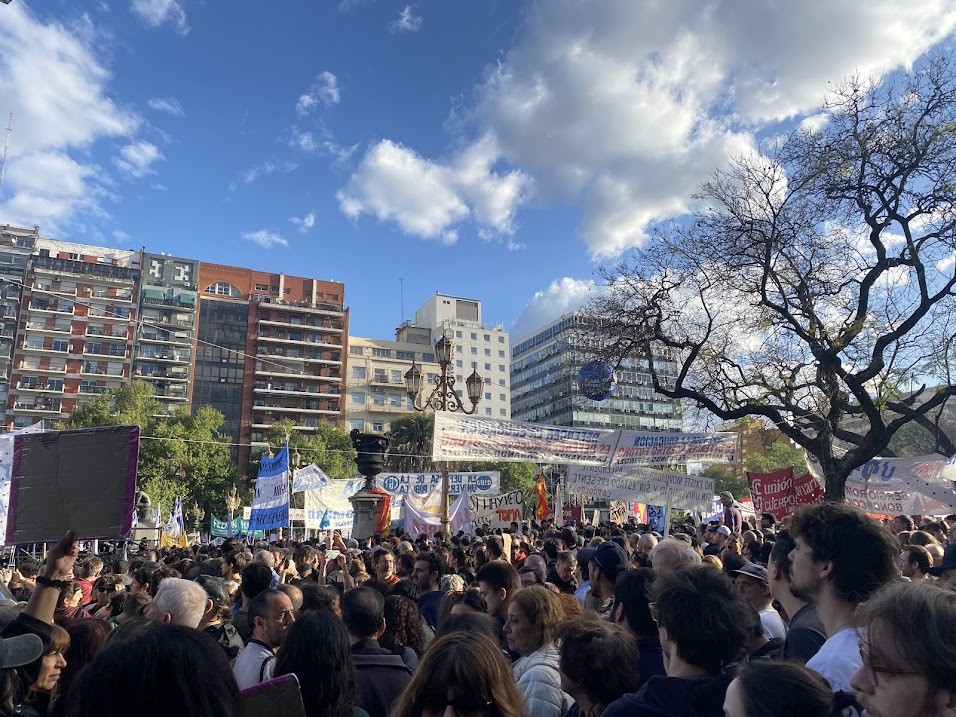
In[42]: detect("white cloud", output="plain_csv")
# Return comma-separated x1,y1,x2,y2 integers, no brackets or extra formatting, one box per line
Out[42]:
147,96,184,117
290,212,316,232
130,0,189,35
113,230,131,242
289,127,318,153
510,277,598,341
230,160,297,190
296,72,340,116
151,183,168,191
337,134,529,242
114,141,164,179
242,230,288,249
0,3,139,230
390,5,422,33
338,1,956,257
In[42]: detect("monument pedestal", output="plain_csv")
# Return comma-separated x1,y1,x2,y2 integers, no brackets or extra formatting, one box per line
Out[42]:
349,487,388,541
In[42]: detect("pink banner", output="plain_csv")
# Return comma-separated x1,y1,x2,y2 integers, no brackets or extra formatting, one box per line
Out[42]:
747,468,824,521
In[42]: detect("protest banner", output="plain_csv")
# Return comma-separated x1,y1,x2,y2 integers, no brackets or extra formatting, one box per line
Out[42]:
403,490,472,538
432,413,616,464
562,505,582,524
303,478,366,536
566,464,715,512
249,446,290,532
469,490,523,530
374,471,500,497
209,514,256,538
291,463,332,492
0,422,45,546
806,453,956,516
609,500,628,525
6,425,139,544
747,468,824,521
608,430,739,467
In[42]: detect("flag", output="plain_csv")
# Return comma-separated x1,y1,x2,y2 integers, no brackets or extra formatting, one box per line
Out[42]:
534,472,550,520
161,497,187,548
319,509,331,530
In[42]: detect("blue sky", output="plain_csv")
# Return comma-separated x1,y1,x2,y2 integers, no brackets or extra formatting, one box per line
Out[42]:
1,1,955,343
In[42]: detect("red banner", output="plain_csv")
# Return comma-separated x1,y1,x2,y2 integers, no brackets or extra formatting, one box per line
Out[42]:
747,468,824,521
562,505,582,523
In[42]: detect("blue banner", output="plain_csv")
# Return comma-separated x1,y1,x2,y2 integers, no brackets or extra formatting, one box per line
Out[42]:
249,446,290,532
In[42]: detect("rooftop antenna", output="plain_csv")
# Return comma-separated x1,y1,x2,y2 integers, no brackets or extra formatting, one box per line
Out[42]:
0,113,12,199
399,276,405,323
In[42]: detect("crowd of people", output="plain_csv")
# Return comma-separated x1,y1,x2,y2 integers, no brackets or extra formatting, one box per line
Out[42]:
0,494,952,717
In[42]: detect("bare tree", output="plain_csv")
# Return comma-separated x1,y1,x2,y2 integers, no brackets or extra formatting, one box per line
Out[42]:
590,57,956,501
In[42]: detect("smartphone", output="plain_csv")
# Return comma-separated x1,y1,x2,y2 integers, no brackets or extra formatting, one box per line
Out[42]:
327,549,341,560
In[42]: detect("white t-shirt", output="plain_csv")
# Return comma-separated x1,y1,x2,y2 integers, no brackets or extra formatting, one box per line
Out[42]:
806,627,861,693
759,608,788,640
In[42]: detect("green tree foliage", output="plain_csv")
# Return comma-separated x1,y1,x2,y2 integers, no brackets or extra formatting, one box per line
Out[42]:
385,412,435,473
699,465,751,499
260,419,357,480
66,381,238,518
747,441,810,477
591,58,956,501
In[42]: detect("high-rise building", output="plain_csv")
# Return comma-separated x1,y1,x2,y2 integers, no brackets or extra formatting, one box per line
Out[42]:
7,238,140,428
412,293,511,420
510,312,682,429
0,225,38,412
134,253,200,415
193,264,348,468
345,331,440,433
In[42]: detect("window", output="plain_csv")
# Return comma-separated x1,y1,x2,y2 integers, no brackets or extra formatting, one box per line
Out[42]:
396,351,415,361
423,353,435,362
484,377,491,385
372,422,384,432
255,284,269,292
426,373,438,383
349,346,364,355
498,336,505,343
288,332,301,341
373,369,387,382
456,346,462,354
484,348,491,356
69,252,80,260
484,407,492,415
456,360,462,368
470,332,477,340
499,394,506,401
372,348,391,358
499,379,506,387
498,365,505,372
350,420,364,431
204,282,242,297
372,393,385,406
470,347,477,355
352,366,366,379
499,351,505,358
484,334,490,342
484,392,491,400
455,331,462,338
351,392,364,405
500,409,507,416
484,363,491,371
51,340,69,352
391,370,403,383
471,362,477,369
389,393,402,406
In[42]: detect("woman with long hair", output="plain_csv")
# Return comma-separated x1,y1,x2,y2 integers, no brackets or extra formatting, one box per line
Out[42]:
723,661,842,717
273,610,367,717
51,620,110,717
379,596,426,671
505,586,572,717
392,632,526,717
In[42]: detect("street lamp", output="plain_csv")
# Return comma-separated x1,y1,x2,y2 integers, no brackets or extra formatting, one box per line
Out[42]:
405,333,482,538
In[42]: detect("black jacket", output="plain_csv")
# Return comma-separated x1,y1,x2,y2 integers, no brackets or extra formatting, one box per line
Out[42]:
602,674,731,717
350,639,412,717
203,621,245,662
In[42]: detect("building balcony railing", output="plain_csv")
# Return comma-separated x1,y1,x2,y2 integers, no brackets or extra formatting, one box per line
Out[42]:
252,422,327,431
138,334,192,347
134,370,190,382
33,284,76,296
26,303,73,315
258,318,344,332
20,343,69,355
253,385,340,398
12,402,62,414
83,348,129,359
141,296,196,310
136,351,191,364
77,385,109,395
25,323,71,335
16,383,64,394
257,335,343,349
31,255,140,283
252,404,340,415
85,329,128,341
18,363,66,374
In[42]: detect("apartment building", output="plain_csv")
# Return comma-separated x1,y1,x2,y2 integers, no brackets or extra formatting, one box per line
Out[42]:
8,238,140,428
0,225,38,412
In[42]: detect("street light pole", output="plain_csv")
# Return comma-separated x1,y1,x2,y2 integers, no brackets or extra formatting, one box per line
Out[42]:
405,334,483,539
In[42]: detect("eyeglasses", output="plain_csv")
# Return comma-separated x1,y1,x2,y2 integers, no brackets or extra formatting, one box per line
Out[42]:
858,642,919,686
414,693,493,717
96,585,117,592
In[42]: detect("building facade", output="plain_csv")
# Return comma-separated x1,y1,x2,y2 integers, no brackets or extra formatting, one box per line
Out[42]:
7,238,140,428
510,312,683,430
0,225,38,413
413,293,511,420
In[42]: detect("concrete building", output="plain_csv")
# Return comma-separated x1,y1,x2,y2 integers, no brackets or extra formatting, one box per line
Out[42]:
412,293,511,420
510,312,682,429
7,238,140,428
193,263,348,468
0,225,38,413
345,333,440,433
135,252,200,415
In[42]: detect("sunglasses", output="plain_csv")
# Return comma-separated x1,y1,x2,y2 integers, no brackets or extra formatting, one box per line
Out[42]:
414,693,493,717
96,585,117,592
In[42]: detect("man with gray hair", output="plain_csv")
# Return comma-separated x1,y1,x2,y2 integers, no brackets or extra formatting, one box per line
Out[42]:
254,549,280,587
145,577,207,628
649,537,702,573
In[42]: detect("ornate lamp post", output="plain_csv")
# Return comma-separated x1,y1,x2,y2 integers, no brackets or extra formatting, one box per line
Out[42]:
348,430,390,541
225,485,240,538
405,333,482,538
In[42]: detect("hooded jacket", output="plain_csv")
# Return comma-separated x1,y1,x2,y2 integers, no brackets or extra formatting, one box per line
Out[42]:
512,644,572,717
602,674,731,717
203,621,245,662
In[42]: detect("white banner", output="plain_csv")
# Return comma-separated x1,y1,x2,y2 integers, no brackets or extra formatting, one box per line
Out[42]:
374,471,500,496
403,490,472,538
303,478,366,535
567,464,716,512
0,423,46,547
808,454,956,516
291,464,332,492
609,430,739,466
249,447,290,532
469,490,523,530
432,413,616,464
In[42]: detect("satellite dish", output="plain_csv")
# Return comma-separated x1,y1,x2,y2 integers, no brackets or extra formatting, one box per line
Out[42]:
579,360,618,401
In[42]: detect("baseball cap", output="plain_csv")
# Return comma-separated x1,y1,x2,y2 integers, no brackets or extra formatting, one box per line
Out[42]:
928,544,956,577
732,563,769,584
0,633,43,670
716,526,732,537
579,541,629,581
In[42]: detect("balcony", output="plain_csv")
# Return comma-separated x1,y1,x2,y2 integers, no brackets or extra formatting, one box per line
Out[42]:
136,350,190,364
18,363,66,375
25,322,71,335
369,375,405,387
139,332,192,346
259,318,344,332
86,289,134,304
77,385,109,395
12,401,62,414
142,316,194,329
31,255,140,283
367,402,408,413
82,346,128,359
85,328,128,341
27,302,73,316
253,384,340,399
252,422,327,431
20,342,69,355
16,382,64,394
252,403,340,416
33,284,76,296
141,289,197,311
